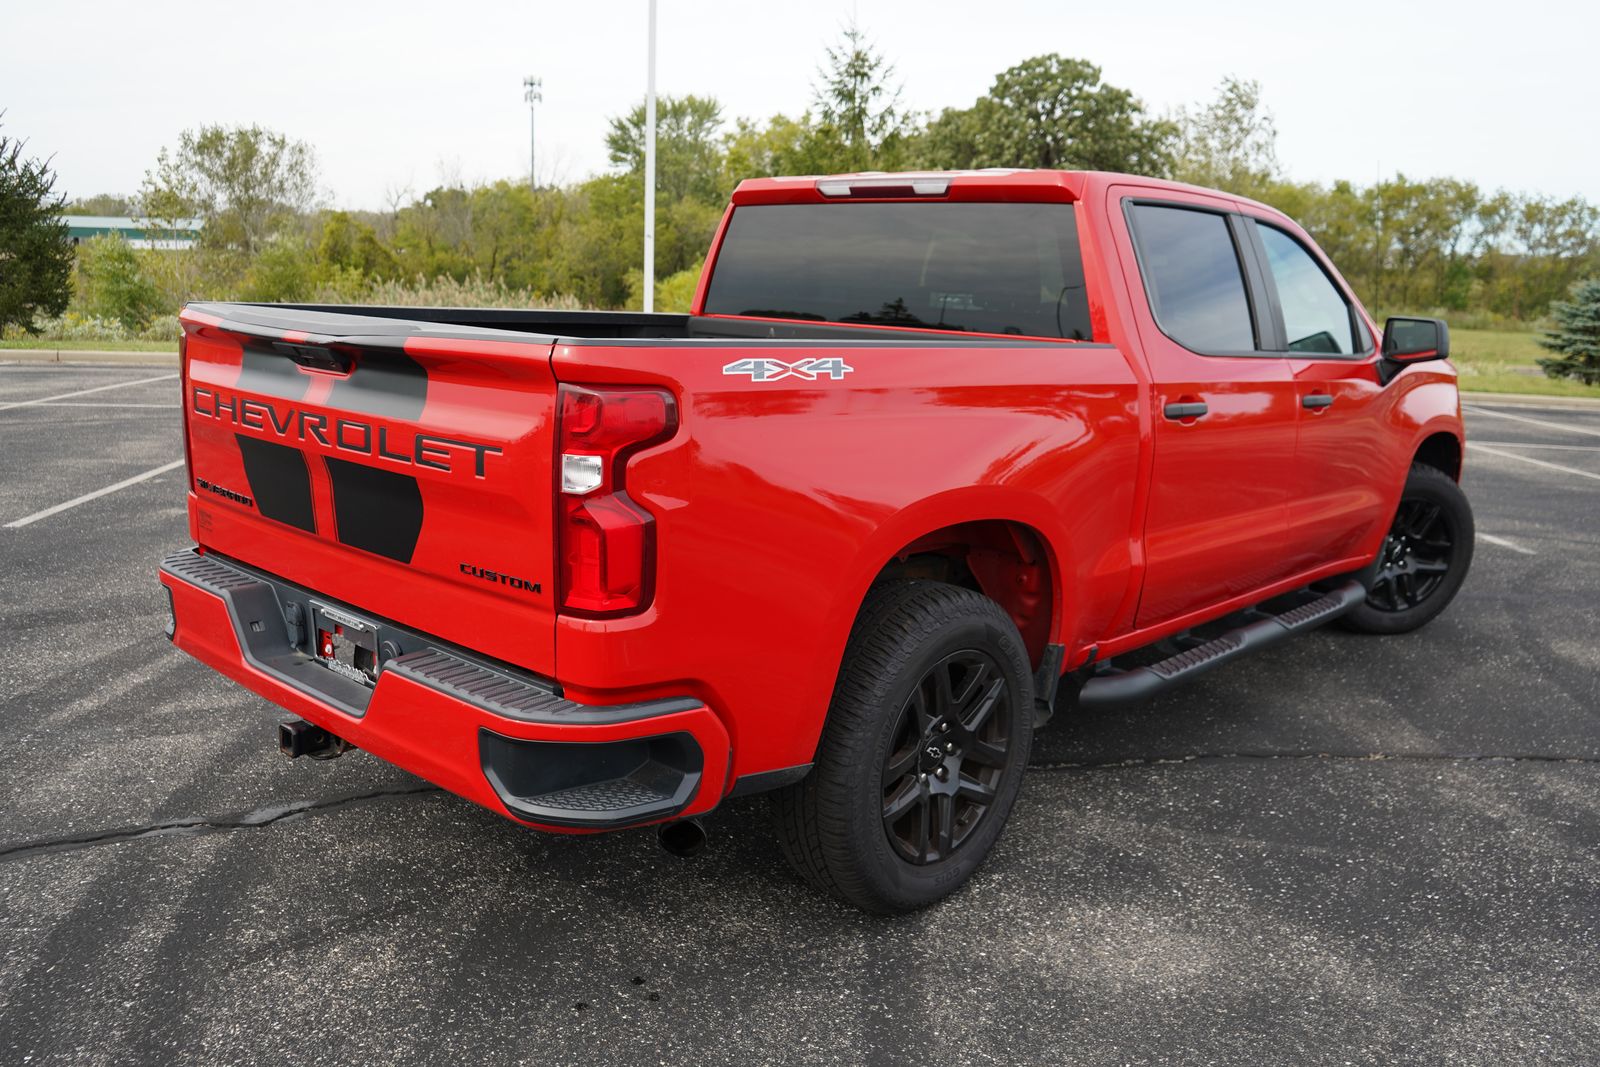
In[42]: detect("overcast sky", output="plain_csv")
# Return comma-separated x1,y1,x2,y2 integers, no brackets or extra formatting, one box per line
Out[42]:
4,0,1594,211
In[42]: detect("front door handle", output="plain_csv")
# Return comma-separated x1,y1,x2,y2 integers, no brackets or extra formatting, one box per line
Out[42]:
1302,393,1335,410
1163,401,1209,420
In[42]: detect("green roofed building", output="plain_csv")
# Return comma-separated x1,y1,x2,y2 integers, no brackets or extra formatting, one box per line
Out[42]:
60,215,202,250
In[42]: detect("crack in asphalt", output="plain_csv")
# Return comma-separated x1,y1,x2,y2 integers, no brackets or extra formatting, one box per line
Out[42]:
0,785,441,863
2,752,1595,863
1027,750,1600,771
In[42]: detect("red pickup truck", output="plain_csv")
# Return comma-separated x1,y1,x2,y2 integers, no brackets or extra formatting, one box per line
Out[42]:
161,169,1472,912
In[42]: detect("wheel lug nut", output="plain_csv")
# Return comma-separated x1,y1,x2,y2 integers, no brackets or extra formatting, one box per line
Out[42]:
918,773,927,783
944,741,955,753
939,723,950,733
935,767,948,781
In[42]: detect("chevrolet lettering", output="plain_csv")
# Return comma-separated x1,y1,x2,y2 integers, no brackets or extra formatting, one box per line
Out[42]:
191,386,502,477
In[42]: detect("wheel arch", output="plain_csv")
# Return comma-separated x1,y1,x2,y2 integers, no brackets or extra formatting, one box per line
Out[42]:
1413,429,1463,481
828,489,1067,674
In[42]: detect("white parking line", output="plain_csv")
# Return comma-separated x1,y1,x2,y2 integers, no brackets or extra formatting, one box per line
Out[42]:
4,459,184,529
1468,442,1600,483
1473,441,1600,452
0,373,177,412
1463,405,1600,439
1478,533,1536,555
33,402,171,409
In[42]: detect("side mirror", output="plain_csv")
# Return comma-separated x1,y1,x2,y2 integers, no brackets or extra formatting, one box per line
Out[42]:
1382,316,1450,363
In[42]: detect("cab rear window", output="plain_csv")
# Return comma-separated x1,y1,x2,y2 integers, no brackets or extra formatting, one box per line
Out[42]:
702,202,1092,341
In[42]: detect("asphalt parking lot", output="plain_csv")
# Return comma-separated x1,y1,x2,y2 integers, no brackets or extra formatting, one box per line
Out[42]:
1,360,1596,1065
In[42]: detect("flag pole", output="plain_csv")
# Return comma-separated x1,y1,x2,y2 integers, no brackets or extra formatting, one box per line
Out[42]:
643,0,657,313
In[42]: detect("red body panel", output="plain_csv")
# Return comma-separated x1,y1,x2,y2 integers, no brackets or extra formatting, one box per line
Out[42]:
165,169,1465,832
183,325,561,676
549,339,1143,776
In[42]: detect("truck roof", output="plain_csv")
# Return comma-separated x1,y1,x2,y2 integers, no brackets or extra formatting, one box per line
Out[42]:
731,169,1290,223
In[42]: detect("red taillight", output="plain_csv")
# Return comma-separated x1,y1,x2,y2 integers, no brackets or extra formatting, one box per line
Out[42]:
556,384,676,617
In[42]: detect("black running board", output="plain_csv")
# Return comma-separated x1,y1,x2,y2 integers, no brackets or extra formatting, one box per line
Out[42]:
1078,580,1365,708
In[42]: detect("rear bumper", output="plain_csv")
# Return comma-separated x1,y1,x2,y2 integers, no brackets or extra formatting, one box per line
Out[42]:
159,548,729,831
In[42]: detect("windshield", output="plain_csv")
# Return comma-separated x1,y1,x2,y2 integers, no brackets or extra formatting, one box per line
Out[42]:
702,202,1092,340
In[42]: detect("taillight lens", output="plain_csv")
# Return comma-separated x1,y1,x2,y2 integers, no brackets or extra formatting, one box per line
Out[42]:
556,384,676,616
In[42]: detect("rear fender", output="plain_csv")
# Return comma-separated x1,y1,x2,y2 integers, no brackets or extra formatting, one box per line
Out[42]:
825,487,1067,673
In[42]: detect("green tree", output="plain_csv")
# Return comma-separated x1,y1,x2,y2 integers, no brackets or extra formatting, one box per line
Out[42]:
64,193,134,216
140,125,318,256
606,94,727,203
75,234,164,329
1476,193,1599,319
1372,176,1481,311
317,210,397,279
242,235,317,302
652,258,704,312
721,114,837,190
805,25,918,172
1538,278,1600,385
921,55,1175,175
559,173,720,308
1172,77,1279,198
0,124,74,332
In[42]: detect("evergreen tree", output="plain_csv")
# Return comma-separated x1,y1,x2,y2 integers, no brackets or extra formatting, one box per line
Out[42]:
0,121,73,332
1538,278,1600,385
807,25,917,172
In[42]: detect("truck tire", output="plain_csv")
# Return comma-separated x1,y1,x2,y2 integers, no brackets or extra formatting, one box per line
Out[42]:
1340,463,1475,635
772,579,1035,913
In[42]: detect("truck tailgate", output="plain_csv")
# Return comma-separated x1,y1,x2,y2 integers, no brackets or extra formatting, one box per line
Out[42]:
180,309,559,677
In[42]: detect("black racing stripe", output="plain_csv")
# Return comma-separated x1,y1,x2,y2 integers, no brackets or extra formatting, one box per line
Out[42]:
235,340,314,401
234,435,316,532
325,348,428,421
325,457,423,563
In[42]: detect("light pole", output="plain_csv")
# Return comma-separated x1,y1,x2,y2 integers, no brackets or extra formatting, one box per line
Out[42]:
523,75,542,194
642,0,657,313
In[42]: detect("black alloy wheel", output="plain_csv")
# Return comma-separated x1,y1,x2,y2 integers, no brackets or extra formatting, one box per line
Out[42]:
1366,496,1456,612
772,580,1035,913
1340,462,1474,635
880,650,1011,865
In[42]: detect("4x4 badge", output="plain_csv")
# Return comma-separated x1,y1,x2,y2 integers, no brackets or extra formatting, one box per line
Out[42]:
722,357,854,382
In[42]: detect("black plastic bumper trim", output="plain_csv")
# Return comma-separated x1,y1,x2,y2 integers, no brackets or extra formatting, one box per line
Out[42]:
1031,641,1067,726
386,648,700,726
479,729,704,829
159,547,701,727
726,763,813,798
161,548,373,718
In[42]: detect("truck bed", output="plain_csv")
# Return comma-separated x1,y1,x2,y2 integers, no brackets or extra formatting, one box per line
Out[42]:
208,302,1067,347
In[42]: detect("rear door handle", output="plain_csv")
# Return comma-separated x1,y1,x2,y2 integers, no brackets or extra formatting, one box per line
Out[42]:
1163,401,1208,420
1302,393,1335,410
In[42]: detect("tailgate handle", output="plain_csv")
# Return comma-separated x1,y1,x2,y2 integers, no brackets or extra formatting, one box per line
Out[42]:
274,341,354,374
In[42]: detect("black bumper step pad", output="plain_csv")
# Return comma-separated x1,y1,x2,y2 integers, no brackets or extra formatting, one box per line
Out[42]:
385,648,699,726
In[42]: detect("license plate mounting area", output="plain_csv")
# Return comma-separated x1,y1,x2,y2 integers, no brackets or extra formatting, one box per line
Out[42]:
309,602,380,688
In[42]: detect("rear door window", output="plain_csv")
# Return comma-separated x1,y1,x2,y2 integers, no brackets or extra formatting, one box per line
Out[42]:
1127,203,1257,353
701,202,1092,340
